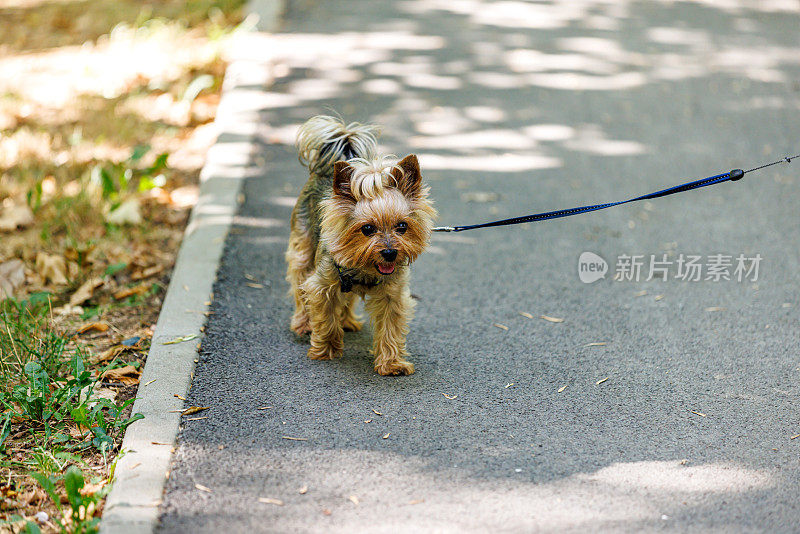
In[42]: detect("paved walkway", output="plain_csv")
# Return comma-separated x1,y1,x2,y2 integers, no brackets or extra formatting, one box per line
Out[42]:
157,1,800,532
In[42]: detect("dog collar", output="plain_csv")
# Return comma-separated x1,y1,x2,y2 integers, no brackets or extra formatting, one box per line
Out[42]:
334,263,381,293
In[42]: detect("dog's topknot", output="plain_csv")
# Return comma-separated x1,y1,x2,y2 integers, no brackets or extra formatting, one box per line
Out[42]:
296,115,379,177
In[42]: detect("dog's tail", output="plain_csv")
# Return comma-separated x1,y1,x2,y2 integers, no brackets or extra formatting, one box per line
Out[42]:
296,115,379,178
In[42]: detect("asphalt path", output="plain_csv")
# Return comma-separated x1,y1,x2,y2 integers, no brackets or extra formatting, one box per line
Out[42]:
158,1,800,532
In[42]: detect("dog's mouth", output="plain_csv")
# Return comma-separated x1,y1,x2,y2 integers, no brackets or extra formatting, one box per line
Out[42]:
375,262,396,275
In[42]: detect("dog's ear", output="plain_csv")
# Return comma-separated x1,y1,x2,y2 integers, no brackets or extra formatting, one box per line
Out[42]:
333,161,356,201
391,154,422,199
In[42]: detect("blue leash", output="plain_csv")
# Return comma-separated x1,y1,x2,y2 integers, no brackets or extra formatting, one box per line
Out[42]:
432,153,798,232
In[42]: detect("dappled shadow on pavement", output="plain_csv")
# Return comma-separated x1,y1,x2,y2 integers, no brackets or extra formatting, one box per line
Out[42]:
159,0,800,532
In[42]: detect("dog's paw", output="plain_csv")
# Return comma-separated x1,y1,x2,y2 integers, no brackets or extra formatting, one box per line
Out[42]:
307,345,342,361
375,359,415,376
342,317,363,332
290,314,312,335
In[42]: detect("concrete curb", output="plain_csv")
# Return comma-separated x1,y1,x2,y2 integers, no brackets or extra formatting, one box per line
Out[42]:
100,10,280,533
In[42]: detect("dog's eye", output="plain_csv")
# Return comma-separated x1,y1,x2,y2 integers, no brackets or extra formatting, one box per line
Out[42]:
396,222,408,235
361,224,376,236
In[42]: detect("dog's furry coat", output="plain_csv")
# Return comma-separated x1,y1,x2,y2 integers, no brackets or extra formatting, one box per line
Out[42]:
285,116,436,375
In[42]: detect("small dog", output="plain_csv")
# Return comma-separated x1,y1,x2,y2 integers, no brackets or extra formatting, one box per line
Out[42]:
285,116,436,376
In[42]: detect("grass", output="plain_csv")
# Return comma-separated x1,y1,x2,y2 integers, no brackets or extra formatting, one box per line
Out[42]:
0,0,247,530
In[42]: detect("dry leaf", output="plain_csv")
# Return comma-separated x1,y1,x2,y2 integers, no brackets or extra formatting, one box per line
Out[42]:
442,393,458,400
518,311,534,319
382,433,390,439
182,406,210,416
705,306,725,312
493,323,509,331
0,259,25,299
77,322,109,335
114,284,150,300
101,365,141,385
69,424,89,439
70,278,103,306
54,304,83,316
96,345,126,364
246,282,265,289
690,411,706,417
790,434,800,440
298,486,308,495
282,436,307,441
91,386,118,404
131,265,164,281
258,497,283,506
408,499,424,505
35,253,68,285
595,377,610,385
195,484,212,493
585,342,607,347
105,198,142,225
163,333,198,345
558,385,567,393
634,290,647,297
654,294,664,301
372,409,383,416
348,495,359,505
0,203,33,231
540,315,564,323
322,509,332,516
79,480,107,496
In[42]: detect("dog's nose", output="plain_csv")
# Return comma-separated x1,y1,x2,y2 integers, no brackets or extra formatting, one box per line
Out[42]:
380,249,398,262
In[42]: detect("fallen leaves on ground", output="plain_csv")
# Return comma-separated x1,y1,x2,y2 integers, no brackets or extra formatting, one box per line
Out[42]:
258,497,283,506
163,333,198,345
0,203,34,231
540,315,564,323
35,253,68,285
101,365,141,385
69,278,104,306
182,406,210,416
131,265,164,281
105,198,142,225
77,322,109,335
114,284,150,300
79,480,107,497
0,259,25,298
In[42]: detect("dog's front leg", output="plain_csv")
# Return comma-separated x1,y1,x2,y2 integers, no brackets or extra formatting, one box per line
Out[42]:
303,270,345,361
366,281,415,376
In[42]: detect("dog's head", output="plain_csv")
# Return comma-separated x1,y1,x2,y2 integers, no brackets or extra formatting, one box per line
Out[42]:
320,154,437,276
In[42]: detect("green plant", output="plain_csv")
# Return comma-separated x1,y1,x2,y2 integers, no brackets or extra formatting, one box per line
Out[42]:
31,466,106,534
0,297,143,455
71,398,142,458
91,145,169,208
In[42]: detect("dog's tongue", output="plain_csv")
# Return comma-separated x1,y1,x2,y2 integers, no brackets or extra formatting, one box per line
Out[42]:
377,263,395,275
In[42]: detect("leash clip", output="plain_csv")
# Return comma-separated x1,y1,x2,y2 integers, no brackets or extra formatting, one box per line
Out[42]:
729,168,744,181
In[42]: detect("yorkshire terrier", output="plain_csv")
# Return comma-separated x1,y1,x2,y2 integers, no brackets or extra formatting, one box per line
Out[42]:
285,115,436,376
